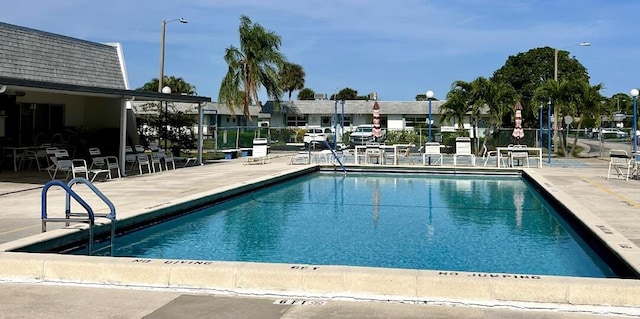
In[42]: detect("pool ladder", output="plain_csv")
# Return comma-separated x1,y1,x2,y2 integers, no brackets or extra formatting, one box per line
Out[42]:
318,140,346,174
41,177,117,256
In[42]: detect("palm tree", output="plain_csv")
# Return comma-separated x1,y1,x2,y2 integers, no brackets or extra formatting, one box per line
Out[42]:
534,79,575,156
279,62,305,102
568,82,605,155
219,15,286,117
441,81,473,131
471,77,517,148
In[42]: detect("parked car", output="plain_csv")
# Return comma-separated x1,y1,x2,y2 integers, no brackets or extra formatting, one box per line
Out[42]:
349,124,386,146
303,127,335,148
599,128,628,139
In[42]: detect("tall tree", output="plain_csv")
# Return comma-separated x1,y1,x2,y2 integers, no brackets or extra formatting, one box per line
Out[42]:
330,87,358,100
297,88,316,100
493,47,589,126
136,77,198,150
568,82,605,155
279,62,305,102
219,15,286,117
534,79,576,156
469,77,517,147
137,76,196,95
441,81,473,130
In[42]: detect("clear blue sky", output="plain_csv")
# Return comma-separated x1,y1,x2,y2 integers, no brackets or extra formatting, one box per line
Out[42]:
1,1,638,102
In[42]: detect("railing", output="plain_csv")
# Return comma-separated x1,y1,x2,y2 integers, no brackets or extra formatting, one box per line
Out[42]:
41,178,117,256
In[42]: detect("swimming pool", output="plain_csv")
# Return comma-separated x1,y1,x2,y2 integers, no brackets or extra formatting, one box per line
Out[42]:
81,172,615,278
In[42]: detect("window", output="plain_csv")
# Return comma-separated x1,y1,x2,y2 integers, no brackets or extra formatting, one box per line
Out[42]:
286,115,307,127
320,116,332,127
405,117,427,128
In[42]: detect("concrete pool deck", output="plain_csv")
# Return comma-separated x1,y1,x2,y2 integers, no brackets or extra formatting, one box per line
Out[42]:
0,153,639,318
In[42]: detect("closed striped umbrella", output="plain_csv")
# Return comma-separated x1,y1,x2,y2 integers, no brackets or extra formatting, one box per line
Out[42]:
512,101,525,142
372,101,382,139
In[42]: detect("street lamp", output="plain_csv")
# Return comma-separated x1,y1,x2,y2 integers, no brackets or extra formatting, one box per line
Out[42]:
631,88,639,156
426,90,434,142
552,41,590,153
539,103,543,148
158,18,187,92
162,86,172,151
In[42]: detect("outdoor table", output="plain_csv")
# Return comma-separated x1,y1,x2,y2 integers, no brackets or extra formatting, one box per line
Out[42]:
4,146,44,172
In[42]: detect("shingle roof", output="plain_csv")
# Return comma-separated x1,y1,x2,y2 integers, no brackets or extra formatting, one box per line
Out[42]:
262,100,447,115
0,22,125,89
132,101,258,116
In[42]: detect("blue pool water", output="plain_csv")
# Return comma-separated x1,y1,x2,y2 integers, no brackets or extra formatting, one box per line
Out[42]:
90,173,615,278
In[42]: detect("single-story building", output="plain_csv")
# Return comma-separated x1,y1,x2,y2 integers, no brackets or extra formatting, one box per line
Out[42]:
0,22,211,173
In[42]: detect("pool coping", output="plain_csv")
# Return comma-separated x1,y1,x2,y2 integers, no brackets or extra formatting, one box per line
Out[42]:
1,165,640,313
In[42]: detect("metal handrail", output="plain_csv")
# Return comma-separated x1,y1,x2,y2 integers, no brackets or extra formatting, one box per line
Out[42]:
321,140,346,174
41,180,96,255
40,178,117,256
67,177,117,256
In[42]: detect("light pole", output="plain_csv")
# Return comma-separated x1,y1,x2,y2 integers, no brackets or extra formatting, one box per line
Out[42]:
426,90,434,142
158,18,187,92
539,103,543,148
631,88,639,156
547,99,552,164
162,86,172,152
552,41,590,153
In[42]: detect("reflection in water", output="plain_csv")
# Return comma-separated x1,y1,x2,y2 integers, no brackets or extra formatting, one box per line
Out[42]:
427,181,434,239
372,180,380,225
513,191,524,229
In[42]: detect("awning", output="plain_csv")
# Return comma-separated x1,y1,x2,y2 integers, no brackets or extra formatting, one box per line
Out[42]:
0,76,212,103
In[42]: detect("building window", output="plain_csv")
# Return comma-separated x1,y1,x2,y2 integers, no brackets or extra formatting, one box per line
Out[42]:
405,117,427,128
320,116,332,127
286,115,306,127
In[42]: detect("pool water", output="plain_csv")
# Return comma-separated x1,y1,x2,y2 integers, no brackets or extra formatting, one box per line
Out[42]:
89,173,615,278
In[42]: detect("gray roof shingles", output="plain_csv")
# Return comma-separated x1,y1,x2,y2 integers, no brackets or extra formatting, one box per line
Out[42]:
0,22,125,89
262,100,446,115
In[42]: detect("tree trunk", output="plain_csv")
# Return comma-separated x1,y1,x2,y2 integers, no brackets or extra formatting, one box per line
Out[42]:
569,118,584,157
560,122,568,156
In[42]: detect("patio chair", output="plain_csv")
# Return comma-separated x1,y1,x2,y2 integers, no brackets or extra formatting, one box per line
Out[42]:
137,154,152,175
481,144,504,167
150,152,163,173
607,150,633,180
364,144,383,164
104,156,122,179
245,138,269,165
47,156,73,180
88,147,106,168
399,146,415,165
423,142,443,165
125,146,137,171
509,144,529,168
453,137,475,166
163,152,176,170
290,152,310,165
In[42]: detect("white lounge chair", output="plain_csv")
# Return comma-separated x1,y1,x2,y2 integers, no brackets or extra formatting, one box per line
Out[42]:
245,138,269,165
453,137,475,166
423,142,442,165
